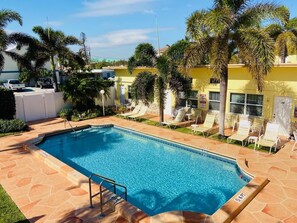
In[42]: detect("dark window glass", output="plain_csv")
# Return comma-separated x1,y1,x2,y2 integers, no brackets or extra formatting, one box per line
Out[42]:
209,92,220,111
230,93,245,104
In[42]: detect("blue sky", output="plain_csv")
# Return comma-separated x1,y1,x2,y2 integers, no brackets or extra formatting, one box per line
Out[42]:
2,0,297,60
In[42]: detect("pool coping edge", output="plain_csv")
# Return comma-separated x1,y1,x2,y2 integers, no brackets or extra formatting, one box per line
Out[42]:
24,124,269,223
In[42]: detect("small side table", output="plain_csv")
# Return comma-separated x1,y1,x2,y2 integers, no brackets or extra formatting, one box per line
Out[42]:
248,136,258,144
186,114,192,121
248,136,258,151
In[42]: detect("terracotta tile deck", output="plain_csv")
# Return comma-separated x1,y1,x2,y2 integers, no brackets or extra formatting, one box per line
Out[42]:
1,116,297,222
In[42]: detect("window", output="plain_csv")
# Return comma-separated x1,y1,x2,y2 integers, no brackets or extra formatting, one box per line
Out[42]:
210,78,220,84
188,91,198,108
209,92,220,111
230,93,263,116
128,85,132,99
178,91,198,108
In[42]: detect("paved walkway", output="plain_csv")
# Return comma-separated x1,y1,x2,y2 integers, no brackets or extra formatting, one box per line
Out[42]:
0,116,297,222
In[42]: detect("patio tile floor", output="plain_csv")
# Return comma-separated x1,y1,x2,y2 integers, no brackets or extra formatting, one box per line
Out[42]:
0,116,297,222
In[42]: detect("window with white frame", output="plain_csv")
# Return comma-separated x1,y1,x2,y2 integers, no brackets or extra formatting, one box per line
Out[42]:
209,92,220,111
178,91,198,108
230,93,263,116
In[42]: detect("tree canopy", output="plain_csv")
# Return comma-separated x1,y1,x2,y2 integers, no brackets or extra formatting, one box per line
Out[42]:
0,9,23,70
185,0,285,136
265,6,297,63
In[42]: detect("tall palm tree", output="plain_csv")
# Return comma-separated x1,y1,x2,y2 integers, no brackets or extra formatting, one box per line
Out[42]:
129,43,192,123
0,9,22,70
265,6,297,63
185,0,285,137
29,26,81,91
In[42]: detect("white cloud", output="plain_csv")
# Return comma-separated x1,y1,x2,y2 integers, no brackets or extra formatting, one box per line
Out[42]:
143,10,155,14
76,0,155,17
4,29,15,34
88,28,173,48
45,21,63,27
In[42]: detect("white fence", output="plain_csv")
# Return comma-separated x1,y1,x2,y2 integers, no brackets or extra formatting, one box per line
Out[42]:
15,87,116,122
15,92,68,122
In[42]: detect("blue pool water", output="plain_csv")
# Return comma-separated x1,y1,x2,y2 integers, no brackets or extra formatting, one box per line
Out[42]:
38,126,249,216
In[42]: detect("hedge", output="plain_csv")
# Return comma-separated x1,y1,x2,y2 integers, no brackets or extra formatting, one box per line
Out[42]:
0,119,28,133
0,88,16,119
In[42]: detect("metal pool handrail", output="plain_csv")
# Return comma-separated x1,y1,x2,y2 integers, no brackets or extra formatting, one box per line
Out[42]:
63,119,77,137
89,173,127,216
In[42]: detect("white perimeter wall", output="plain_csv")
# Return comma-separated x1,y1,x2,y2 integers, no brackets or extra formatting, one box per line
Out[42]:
15,92,69,122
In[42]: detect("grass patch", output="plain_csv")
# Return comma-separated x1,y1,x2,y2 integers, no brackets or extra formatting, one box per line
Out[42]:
175,127,193,134
140,119,159,126
0,132,24,138
0,185,29,223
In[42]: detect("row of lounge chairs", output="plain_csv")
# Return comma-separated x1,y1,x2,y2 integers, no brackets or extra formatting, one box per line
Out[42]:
192,113,281,153
120,104,287,153
119,104,149,120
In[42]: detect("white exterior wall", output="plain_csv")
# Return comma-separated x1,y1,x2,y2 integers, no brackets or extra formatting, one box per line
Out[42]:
15,92,68,122
0,46,52,82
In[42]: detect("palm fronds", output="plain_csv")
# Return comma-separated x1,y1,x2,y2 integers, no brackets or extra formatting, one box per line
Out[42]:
0,9,22,27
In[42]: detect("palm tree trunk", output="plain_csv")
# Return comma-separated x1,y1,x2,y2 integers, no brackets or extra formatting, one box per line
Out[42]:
219,66,228,137
50,55,59,92
159,100,164,123
280,47,287,63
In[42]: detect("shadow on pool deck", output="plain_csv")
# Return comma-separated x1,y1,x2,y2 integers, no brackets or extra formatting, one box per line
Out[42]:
1,117,297,222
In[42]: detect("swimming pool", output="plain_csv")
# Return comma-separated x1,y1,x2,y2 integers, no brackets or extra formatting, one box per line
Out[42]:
38,125,250,216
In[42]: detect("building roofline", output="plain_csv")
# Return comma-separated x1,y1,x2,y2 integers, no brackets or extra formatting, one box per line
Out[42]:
105,63,297,70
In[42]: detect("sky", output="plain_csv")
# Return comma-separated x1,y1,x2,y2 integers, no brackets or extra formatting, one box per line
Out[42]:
2,0,297,60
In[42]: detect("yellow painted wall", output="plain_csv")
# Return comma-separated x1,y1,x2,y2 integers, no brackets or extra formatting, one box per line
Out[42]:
111,65,297,122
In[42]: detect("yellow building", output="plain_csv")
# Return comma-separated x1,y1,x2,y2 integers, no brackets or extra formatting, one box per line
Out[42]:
110,64,297,136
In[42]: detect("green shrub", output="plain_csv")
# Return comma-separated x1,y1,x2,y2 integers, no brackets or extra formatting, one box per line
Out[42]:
65,107,115,122
0,88,16,119
58,108,73,120
0,119,28,133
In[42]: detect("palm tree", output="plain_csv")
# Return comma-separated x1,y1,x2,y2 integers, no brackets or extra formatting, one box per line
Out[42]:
0,9,22,70
29,26,81,91
129,43,192,123
185,0,285,137
63,73,113,111
265,6,297,63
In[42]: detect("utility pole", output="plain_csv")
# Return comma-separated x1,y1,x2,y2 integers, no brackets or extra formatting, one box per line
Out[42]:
155,15,160,56
80,32,90,64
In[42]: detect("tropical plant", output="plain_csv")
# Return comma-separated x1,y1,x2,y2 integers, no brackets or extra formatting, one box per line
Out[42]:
0,9,22,70
129,43,192,123
185,0,285,137
131,71,156,105
62,73,114,111
265,6,297,63
19,26,82,91
0,88,15,119
127,43,157,73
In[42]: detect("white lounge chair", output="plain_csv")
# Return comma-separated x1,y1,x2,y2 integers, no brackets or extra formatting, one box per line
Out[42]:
256,122,280,153
162,108,187,128
119,104,142,118
128,105,149,120
227,120,251,146
192,113,215,136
